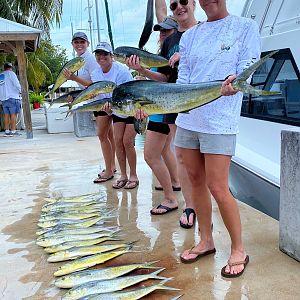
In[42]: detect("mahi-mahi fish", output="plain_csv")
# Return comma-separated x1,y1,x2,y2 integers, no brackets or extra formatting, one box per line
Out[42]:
106,51,279,117
114,46,169,68
62,268,167,300
46,57,85,98
77,278,180,300
54,261,159,288
54,247,133,276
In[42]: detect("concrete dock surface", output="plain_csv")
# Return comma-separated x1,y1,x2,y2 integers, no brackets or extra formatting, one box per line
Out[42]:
0,110,299,300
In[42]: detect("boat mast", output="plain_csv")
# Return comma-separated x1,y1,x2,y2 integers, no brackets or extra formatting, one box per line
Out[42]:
95,0,101,43
103,0,114,50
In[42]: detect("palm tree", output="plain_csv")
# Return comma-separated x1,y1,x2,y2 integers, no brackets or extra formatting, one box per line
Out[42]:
0,0,63,35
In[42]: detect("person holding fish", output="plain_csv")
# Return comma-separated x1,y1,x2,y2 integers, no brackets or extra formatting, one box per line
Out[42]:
63,32,117,183
126,0,198,228
174,0,261,278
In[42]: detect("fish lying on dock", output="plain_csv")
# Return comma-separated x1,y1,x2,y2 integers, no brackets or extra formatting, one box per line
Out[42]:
39,212,101,222
48,241,135,262
54,247,133,276
55,261,159,288
46,57,85,98
62,268,167,300
45,193,99,203
77,278,180,300
114,46,169,68
44,236,121,253
37,231,118,247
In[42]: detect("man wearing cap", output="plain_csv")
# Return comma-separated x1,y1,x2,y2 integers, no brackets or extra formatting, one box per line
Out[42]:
64,32,117,180
0,63,22,137
126,0,198,224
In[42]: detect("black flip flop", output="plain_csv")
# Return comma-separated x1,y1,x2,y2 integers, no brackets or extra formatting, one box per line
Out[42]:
154,186,181,191
98,169,117,177
93,175,114,183
179,208,196,229
221,255,249,278
150,204,178,215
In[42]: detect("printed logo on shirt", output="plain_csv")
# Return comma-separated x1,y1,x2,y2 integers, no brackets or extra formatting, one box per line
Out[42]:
0,74,5,85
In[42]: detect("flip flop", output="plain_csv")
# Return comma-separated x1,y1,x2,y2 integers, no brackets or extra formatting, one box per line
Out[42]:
150,204,178,215
98,169,117,177
154,186,181,191
93,175,114,183
221,255,249,278
124,180,139,190
112,179,128,189
180,247,216,264
179,208,196,229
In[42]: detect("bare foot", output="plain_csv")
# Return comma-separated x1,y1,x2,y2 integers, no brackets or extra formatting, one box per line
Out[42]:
223,250,247,276
180,239,215,261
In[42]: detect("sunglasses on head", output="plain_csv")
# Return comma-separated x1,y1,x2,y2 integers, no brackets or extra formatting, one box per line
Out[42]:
170,0,189,11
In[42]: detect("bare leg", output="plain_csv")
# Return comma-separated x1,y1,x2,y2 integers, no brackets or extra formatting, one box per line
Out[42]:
4,114,10,131
96,115,114,178
176,147,195,227
10,114,17,131
178,147,215,261
161,132,180,187
123,124,138,181
108,125,116,171
113,122,127,181
205,154,246,275
145,130,177,213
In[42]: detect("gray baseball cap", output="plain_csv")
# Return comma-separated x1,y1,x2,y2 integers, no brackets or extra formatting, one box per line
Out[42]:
72,32,89,41
153,17,178,31
93,42,113,54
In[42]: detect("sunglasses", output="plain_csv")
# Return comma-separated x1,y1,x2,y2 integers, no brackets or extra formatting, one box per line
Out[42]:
170,0,189,11
160,29,173,33
95,51,110,56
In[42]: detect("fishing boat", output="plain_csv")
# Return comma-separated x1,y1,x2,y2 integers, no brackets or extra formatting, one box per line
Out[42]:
229,0,300,220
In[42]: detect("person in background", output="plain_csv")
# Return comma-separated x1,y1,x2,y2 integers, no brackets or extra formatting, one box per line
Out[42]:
0,62,22,137
126,0,198,228
64,32,116,181
176,0,260,278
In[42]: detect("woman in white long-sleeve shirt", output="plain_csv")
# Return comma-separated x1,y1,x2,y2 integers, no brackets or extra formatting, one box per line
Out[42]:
175,0,261,278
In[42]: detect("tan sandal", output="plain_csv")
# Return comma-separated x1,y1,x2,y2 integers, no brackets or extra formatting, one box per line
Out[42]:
180,247,216,264
221,255,249,278
124,180,139,189
112,179,128,189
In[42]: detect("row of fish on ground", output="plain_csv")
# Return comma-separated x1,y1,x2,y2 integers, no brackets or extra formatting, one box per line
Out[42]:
36,192,182,299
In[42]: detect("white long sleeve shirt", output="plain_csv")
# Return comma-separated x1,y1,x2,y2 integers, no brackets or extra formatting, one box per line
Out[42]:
0,70,21,101
176,15,261,134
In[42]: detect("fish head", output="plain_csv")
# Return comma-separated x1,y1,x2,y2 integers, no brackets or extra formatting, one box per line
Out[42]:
64,287,87,299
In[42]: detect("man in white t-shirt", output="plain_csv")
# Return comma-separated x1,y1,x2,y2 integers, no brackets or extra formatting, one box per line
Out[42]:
175,0,261,278
0,63,21,137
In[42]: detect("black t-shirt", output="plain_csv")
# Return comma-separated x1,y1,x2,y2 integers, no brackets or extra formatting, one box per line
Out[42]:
158,31,184,83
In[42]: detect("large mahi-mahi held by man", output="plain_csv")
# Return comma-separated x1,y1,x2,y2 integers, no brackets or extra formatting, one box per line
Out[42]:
110,51,278,116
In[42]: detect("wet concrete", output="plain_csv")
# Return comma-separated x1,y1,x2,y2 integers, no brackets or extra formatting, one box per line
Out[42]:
0,111,299,299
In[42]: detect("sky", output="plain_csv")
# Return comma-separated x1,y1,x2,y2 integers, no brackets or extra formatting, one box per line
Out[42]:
50,0,248,59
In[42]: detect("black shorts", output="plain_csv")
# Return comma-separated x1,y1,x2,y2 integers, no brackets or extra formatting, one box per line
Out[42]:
147,120,170,135
163,113,178,124
93,111,109,117
112,115,135,124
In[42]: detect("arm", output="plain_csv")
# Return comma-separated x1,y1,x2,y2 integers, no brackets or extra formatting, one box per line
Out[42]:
11,72,21,93
155,0,167,23
126,55,168,82
63,68,92,87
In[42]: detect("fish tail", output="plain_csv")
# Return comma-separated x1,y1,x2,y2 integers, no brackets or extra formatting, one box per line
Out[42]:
233,50,280,96
156,278,181,291
141,260,160,268
150,268,166,279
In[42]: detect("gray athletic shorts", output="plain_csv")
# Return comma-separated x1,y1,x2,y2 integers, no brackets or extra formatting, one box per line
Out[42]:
174,126,236,156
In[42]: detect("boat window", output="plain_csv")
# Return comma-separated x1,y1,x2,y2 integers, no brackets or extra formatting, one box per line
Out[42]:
241,48,300,126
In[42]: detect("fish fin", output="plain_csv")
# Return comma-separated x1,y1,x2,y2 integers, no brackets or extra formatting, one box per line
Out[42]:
142,260,160,268
135,99,154,106
156,278,181,291
138,0,154,49
150,268,166,276
133,117,148,134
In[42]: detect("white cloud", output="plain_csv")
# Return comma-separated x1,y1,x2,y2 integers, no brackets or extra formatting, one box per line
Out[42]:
50,0,247,58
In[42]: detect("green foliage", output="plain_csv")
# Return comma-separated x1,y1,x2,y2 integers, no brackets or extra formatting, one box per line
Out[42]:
29,91,45,104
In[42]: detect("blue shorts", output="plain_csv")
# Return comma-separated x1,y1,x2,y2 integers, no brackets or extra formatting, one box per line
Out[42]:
2,98,21,115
